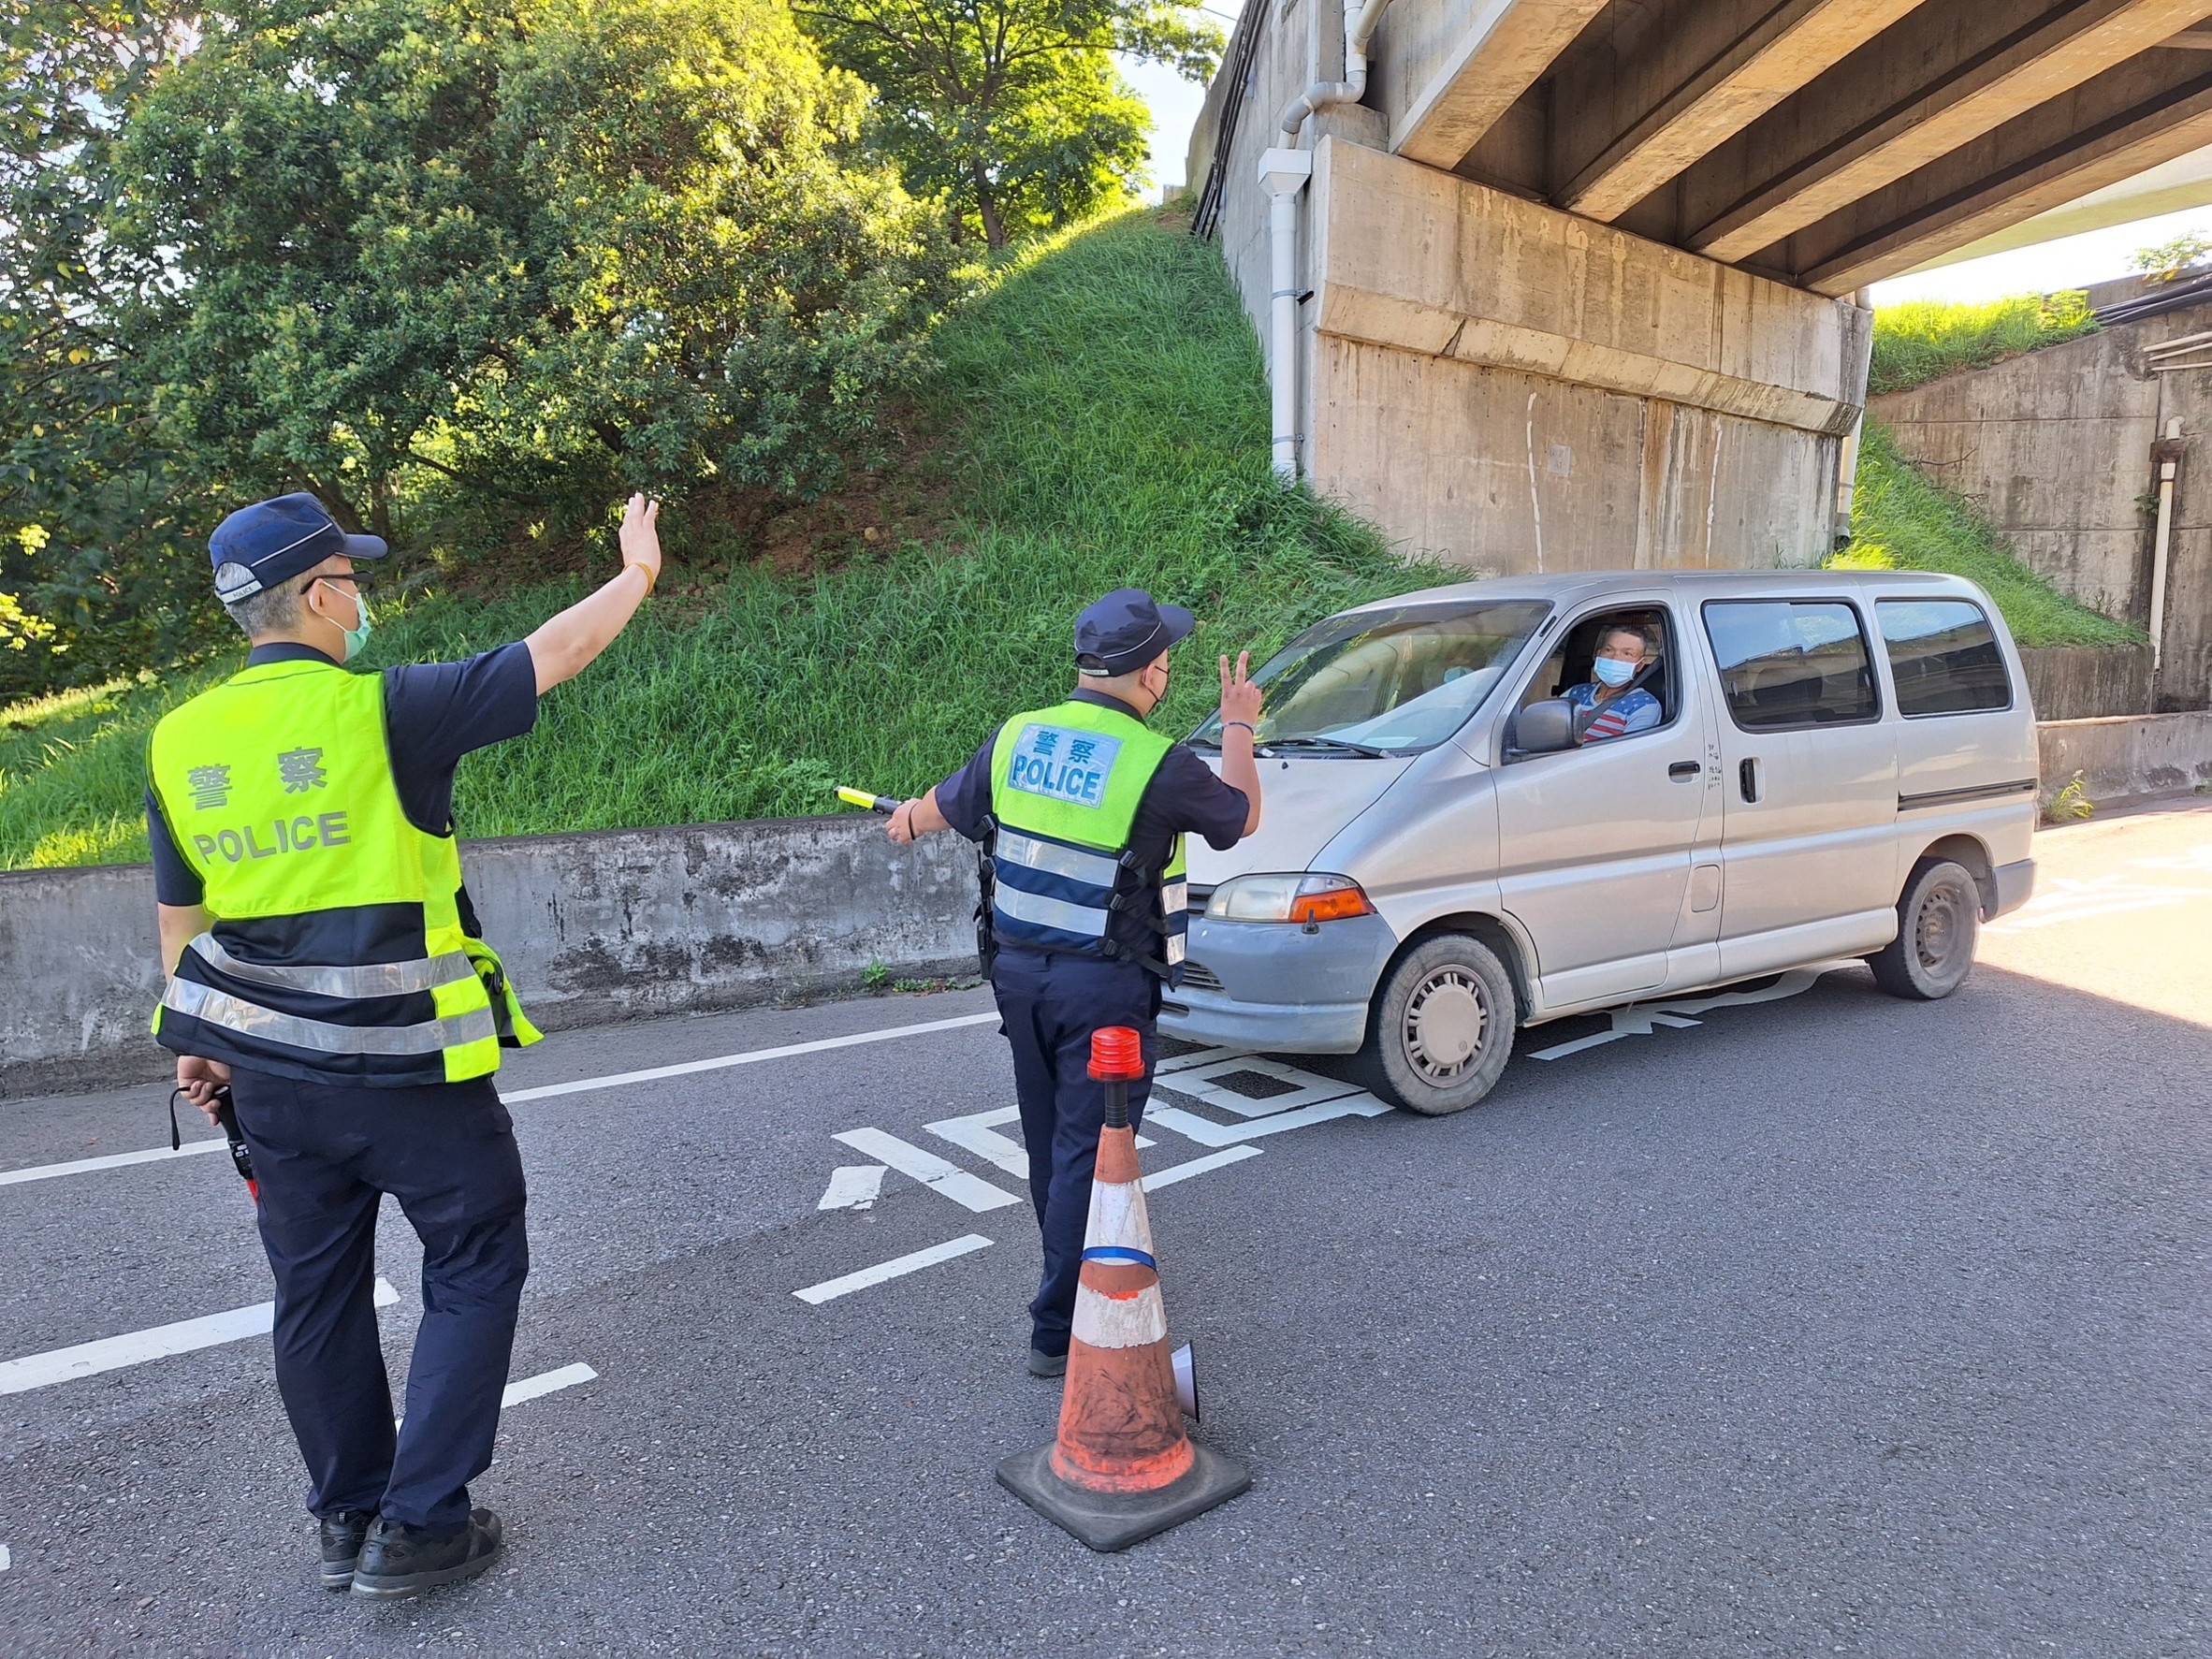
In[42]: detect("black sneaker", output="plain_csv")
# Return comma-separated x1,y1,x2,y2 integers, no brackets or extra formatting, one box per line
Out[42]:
349,1508,503,1599
318,1511,374,1591
1026,1347,1068,1378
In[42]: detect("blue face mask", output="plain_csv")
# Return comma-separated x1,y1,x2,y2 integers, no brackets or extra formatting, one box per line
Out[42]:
1593,655,1636,689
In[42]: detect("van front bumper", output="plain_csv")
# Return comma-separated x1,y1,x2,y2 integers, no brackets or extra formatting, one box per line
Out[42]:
1158,911,1397,1055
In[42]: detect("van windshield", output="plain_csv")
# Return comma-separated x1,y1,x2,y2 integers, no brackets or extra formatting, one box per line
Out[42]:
1192,601,1550,755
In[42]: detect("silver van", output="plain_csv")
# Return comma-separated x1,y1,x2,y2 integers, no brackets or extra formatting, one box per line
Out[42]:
1166,570,2039,1114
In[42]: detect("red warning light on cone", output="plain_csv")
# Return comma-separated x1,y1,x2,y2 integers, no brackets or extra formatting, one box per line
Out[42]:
1087,1026,1145,1082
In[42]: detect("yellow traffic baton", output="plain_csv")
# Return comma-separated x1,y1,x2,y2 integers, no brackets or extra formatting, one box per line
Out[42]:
835,786,899,816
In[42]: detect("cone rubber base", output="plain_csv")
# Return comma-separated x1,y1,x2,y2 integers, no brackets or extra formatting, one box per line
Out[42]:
996,1441,1251,1551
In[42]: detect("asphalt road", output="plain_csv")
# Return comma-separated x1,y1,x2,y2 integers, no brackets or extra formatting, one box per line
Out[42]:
1,801,2208,1656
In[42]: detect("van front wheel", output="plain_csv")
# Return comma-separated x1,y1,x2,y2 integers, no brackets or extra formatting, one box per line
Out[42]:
1868,859,1980,1001
1361,934,1517,1115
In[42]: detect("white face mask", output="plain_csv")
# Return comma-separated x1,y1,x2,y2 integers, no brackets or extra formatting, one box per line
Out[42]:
1593,655,1637,689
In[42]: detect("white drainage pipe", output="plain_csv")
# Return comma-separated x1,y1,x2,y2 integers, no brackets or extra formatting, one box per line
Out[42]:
1260,0,1393,479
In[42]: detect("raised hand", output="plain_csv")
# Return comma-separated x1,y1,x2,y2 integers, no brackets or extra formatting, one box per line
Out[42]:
1219,650,1261,731
618,494,662,588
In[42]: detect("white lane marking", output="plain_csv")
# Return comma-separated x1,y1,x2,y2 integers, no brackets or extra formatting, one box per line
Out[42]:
400,1361,598,1428
502,1011,1000,1103
1157,1055,1364,1118
0,1278,399,1396
0,1544,9,1573
4,1011,1002,1195
502,1362,597,1408
1140,1144,1262,1190
794,1234,994,1304
1986,874,2207,934
1527,964,1843,1061
817,1165,887,1211
833,1128,1022,1212
1144,1093,1390,1147
0,1138,227,1189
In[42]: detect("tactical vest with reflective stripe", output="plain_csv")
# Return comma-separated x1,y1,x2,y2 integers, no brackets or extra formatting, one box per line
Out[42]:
146,657,540,1087
986,700,1188,983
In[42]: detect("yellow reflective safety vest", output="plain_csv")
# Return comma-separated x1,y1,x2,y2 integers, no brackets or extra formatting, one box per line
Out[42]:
147,656,539,1087
986,699,1189,983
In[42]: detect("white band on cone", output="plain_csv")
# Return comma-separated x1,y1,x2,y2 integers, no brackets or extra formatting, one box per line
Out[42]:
1084,1177,1157,1256
1073,1281,1169,1349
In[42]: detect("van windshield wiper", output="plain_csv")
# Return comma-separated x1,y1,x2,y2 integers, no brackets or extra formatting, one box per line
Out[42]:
1258,735,1394,758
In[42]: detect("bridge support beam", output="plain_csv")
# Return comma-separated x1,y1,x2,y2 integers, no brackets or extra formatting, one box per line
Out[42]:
1293,139,1869,575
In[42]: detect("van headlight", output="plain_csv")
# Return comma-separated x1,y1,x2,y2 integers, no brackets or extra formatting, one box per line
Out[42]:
1203,873,1375,924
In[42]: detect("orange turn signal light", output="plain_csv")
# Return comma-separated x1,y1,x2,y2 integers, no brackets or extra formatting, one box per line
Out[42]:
1288,885,1375,924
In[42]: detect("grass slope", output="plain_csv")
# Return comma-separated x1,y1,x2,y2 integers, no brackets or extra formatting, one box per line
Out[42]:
1830,421,2142,648
1868,293,2097,396
0,212,1442,870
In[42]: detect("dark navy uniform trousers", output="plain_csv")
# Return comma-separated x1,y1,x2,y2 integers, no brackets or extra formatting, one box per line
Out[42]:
990,947,1157,1356
227,1069,529,1535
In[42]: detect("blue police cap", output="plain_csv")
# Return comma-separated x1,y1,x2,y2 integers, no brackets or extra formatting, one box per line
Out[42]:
1074,589,1197,677
209,493,387,604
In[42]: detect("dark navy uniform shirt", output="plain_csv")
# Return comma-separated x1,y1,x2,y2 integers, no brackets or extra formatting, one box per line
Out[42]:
933,688,1249,959
147,641,538,906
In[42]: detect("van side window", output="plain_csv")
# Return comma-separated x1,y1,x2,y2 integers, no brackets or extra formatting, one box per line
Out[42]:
1875,600,2011,716
1702,600,1879,732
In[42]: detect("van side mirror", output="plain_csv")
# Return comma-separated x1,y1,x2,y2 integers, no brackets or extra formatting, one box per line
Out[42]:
1512,698,1576,754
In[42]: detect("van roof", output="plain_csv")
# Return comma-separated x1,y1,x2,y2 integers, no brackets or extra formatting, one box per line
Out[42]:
1339,566,1992,615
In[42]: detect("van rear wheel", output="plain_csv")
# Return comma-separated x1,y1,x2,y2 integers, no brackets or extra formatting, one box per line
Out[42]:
1360,934,1517,1115
1868,859,1980,1001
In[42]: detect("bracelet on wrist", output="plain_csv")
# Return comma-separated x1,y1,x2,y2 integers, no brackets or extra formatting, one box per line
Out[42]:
1224,720,1256,735
625,560,656,595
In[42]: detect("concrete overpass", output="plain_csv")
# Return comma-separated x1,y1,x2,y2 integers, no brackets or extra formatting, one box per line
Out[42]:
1188,0,2212,576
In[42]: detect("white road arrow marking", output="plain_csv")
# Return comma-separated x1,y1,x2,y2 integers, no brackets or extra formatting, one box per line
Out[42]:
1528,964,1845,1061
832,1128,1021,1212
1144,1092,1390,1147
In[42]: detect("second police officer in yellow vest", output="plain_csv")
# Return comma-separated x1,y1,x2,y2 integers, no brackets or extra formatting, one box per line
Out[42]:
889,590,1265,1375
148,490,665,1599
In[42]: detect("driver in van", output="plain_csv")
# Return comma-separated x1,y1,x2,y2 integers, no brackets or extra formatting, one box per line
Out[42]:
1566,621,1662,743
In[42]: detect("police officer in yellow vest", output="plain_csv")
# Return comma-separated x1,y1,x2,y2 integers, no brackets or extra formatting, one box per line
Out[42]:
888,590,1265,1375
148,490,663,1597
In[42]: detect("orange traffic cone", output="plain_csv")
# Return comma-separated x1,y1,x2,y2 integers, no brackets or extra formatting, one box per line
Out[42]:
996,1027,1250,1550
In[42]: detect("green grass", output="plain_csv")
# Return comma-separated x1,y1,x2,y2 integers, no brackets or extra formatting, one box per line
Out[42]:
1869,292,2098,395
1829,420,2144,648
0,211,1445,869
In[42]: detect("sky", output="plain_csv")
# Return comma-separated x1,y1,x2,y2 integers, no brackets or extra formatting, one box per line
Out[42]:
1118,53,1212,195
1867,205,2212,307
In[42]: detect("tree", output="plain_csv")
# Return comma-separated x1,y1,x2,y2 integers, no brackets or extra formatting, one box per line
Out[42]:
795,0,1222,250
2,0,956,695
2132,231,2212,285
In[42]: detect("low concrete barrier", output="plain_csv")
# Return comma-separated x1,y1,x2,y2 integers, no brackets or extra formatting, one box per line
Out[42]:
2039,711,2212,808
2018,644,2151,721
0,815,980,1099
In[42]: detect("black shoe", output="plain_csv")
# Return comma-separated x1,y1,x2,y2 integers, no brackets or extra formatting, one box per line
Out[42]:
349,1508,503,1599
317,1511,374,1592
1027,1347,1068,1378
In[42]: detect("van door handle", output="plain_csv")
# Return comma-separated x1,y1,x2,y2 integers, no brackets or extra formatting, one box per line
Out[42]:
1667,761,1698,781
1739,757,1761,802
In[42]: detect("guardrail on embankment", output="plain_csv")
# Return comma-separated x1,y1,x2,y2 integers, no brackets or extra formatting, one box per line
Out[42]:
2040,711,2212,810
0,816,980,1100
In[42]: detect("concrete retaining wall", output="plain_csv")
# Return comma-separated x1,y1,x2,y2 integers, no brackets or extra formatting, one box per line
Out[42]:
2039,712,2212,809
2018,644,2153,721
0,815,980,1100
